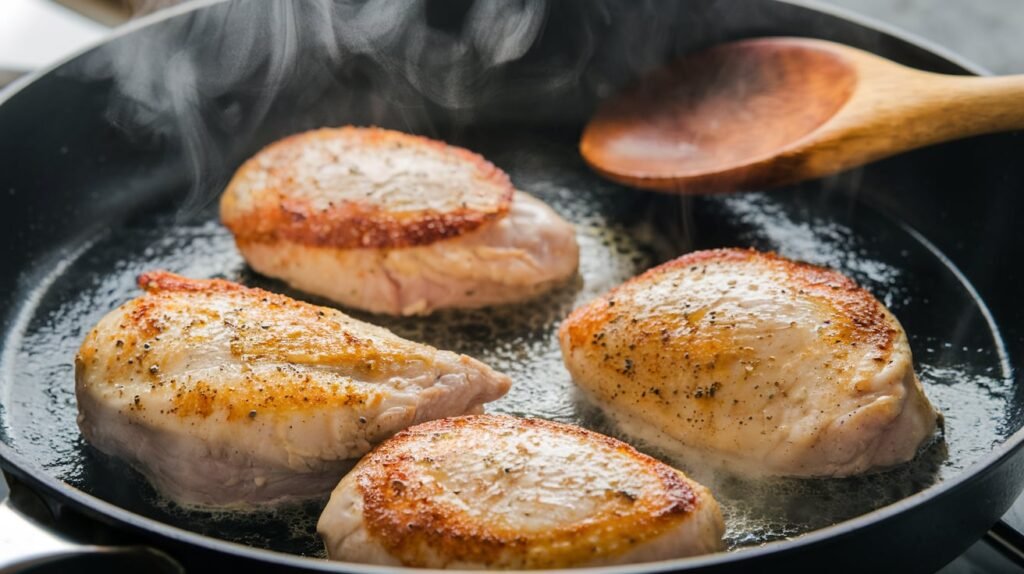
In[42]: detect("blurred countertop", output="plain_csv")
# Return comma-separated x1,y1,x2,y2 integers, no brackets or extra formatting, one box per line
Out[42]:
823,0,1024,73
0,0,109,74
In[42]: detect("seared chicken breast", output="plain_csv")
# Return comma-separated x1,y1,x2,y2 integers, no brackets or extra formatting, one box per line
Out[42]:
559,248,938,477
221,127,579,315
317,415,724,568
75,272,510,507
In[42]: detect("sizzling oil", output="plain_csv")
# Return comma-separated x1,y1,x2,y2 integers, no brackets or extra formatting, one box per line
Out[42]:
0,129,1013,558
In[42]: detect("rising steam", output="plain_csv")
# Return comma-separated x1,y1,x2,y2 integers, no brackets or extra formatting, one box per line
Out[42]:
72,0,555,216
70,0,693,216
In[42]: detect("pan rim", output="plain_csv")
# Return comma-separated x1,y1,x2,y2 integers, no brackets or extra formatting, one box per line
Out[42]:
0,0,1018,571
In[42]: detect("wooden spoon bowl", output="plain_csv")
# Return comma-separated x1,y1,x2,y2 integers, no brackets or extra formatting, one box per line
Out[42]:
581,37,1024,193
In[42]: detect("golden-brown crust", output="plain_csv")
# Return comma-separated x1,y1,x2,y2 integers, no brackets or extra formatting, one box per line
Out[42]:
162,373,377,421
560,247,896,356
355,415,699,569
220,127,514,249
138,270,248,294
76,272,446,420
556,248,929,478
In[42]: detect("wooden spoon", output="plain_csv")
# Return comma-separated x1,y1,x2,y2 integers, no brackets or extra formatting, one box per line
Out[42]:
580,37,1024,194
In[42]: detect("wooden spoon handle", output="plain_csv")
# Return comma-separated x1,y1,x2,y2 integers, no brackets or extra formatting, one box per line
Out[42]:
923,74,1024,136
789,68,1024,185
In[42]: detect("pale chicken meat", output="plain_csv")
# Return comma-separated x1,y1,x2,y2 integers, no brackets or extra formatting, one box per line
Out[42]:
317,415,724,568
221,127,579,315
75,272,510,507
559,248,938,477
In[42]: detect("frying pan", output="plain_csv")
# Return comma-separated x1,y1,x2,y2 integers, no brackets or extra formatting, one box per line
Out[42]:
2,0,1024,572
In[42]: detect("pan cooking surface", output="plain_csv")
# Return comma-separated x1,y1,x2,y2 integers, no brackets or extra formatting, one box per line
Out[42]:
0,128,1012,558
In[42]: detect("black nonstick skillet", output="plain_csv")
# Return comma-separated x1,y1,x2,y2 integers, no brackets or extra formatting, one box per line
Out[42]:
2,0,1024,572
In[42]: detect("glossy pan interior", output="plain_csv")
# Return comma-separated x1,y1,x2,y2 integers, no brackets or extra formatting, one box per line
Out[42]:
1,1,1024,572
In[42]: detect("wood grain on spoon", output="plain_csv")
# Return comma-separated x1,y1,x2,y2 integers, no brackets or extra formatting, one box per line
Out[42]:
581,37,1024,193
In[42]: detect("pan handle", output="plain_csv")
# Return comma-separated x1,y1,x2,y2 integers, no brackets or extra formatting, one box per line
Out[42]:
984,519,1024,568
0,491,182,574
